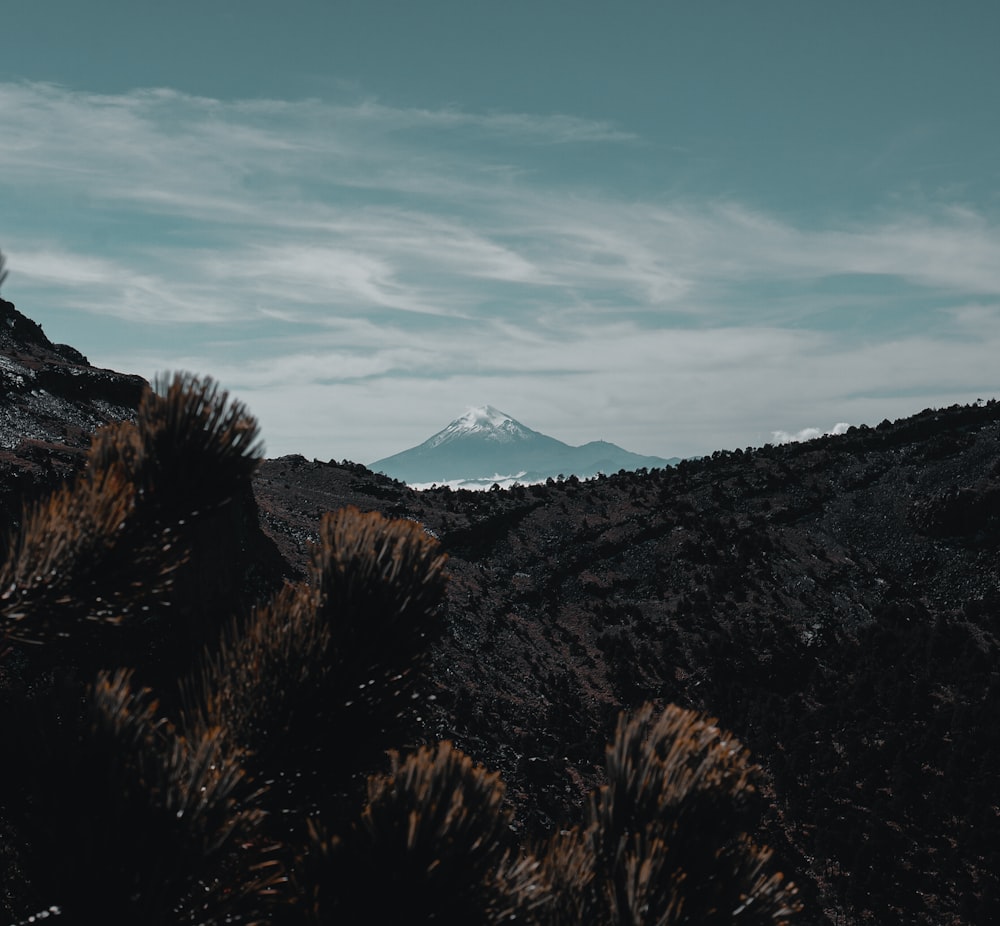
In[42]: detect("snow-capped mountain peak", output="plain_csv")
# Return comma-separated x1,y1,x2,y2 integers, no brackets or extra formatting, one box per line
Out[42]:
426,405,534,448
370,404,676,488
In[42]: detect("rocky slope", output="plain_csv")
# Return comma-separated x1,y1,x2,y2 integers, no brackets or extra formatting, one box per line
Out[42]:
255,404,1000,926
0,297,145,529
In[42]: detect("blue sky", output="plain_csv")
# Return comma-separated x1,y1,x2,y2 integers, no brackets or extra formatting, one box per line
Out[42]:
2,1,999,462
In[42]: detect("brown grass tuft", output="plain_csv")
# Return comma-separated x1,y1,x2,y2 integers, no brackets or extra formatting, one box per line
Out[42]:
519,703,801,925
304,741,514,925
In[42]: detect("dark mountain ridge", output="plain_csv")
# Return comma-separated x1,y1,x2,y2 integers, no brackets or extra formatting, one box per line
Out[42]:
1,298,999,924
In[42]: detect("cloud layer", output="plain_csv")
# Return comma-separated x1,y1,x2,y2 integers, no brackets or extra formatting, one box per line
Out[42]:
2,81,999,462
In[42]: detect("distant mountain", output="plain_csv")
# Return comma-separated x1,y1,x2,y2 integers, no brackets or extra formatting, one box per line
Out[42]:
370,405,678,487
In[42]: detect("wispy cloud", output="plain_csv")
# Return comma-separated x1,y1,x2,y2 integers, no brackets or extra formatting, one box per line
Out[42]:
2,80,999,461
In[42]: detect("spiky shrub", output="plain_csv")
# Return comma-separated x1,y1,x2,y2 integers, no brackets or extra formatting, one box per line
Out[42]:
0,463,178,644
183,581,332,821
1,373,264,653
192,505,449,724
187,583,329,749
304,741,515,925
0,373,274,922
105,372,263,508
83,372,263,517
310,505,449,656
7,669,279,926
523,703,801,926
311,506,448,740
186,506,449,820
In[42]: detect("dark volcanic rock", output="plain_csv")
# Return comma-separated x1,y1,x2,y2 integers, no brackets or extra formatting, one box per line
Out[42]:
0,297,146,525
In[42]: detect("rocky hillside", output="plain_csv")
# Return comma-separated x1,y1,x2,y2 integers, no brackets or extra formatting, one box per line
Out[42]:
0,297,145,527
255,403,1000,926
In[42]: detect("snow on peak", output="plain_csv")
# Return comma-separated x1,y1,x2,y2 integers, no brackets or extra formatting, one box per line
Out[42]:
426,405,532,447
457,405,513,430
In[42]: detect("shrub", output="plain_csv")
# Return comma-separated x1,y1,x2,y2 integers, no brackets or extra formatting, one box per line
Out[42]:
304,742,516,924
1,373,263,651
185,506,449,821
523,703,801,925
3,668,279,925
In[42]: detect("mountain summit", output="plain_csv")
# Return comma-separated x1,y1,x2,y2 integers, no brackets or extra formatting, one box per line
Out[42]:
425,405,536,448
370,405,677,488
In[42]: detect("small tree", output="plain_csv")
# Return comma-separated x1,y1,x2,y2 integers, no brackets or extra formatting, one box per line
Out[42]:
0,249,8,292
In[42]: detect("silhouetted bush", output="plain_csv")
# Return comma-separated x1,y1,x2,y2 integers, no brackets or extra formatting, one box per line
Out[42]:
1,373,264,652
304,741,518,924
4,668,279,925
0,463,178,644
186,506,448,821
113,372,263,509
522,703,800,925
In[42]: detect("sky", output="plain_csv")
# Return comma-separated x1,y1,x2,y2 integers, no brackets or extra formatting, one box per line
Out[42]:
2,1,999,464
